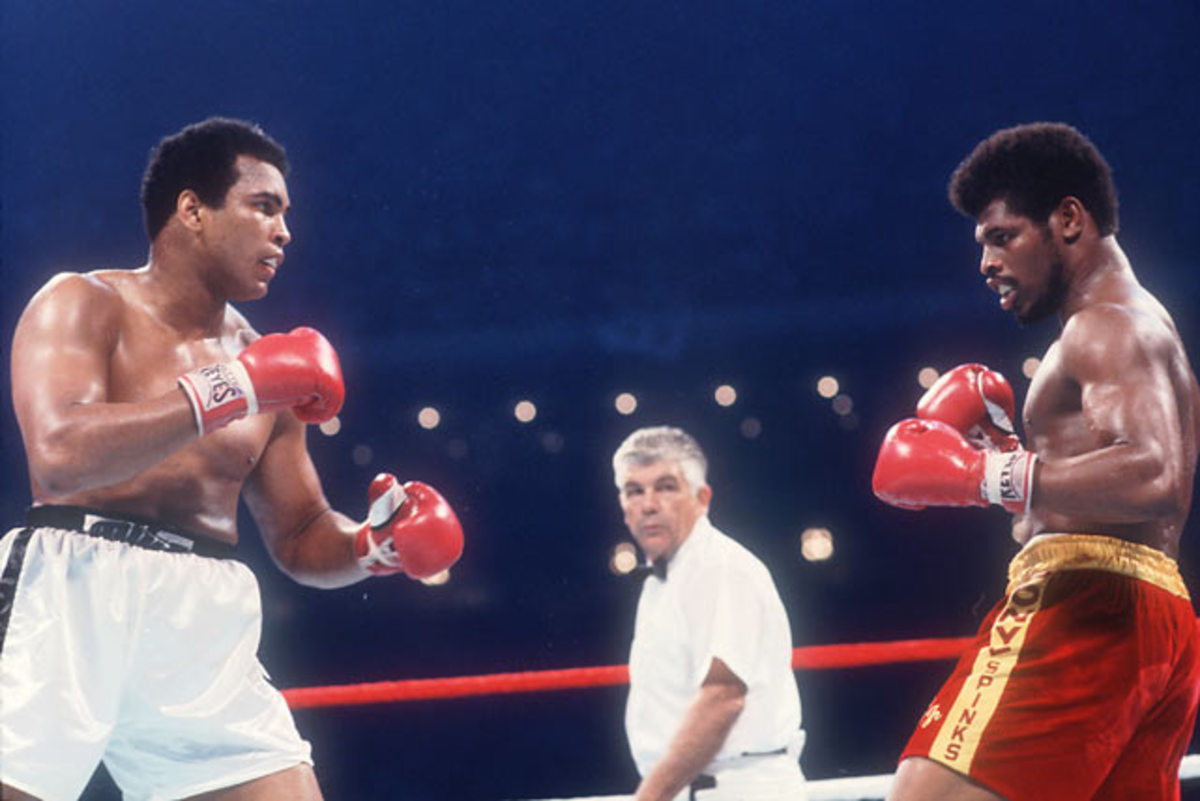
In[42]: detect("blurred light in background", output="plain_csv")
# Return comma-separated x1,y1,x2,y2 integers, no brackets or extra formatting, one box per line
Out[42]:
714,384,738,407
832,394,854,416
447,439,469,460
917,366,940,389
319,416,342,436
351,444,373,466
614,392,638,415
610,541,638,575
800,527,835,562
514,399,538,423
1022,357,1041,379
420,569,451,586
418,406,441,429
541,431,565,453
816,376,839,399
740,417,762,439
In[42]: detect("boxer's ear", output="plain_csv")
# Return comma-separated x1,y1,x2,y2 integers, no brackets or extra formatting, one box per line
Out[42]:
1052,196,1086,244
176,189,204,232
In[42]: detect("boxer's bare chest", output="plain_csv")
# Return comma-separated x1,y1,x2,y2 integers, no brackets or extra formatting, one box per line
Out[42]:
1022,341,1096,460
106,295,274,484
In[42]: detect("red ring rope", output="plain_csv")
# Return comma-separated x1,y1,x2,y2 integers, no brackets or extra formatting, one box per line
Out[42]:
282,635,975,710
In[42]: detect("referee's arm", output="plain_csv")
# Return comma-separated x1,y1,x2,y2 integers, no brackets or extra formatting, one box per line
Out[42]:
634,657,746,801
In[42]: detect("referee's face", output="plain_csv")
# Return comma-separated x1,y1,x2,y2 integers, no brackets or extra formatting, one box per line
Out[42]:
618,460,711,563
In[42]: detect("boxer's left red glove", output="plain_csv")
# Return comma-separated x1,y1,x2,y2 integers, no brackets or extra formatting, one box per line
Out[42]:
354,474,464,579
872,418,1035,514
178,327,344,435
917,363,1020,452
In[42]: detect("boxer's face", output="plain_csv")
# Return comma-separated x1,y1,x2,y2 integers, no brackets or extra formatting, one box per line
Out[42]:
975,198,1066,324
200,155,291,301
618,460,711,563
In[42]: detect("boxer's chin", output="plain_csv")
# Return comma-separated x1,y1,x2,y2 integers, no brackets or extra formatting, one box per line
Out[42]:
1015,259,1068,325
235,281,271,303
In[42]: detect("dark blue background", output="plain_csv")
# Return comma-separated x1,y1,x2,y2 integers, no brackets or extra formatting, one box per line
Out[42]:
4,1,1200,798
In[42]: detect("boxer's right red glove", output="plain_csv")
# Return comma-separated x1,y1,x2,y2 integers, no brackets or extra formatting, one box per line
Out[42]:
917,363,1020,452
355,474,464,579
178,326,344,435
872,419,1035,514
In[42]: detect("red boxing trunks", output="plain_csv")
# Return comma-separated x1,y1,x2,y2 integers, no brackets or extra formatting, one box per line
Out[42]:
901,534,1200,801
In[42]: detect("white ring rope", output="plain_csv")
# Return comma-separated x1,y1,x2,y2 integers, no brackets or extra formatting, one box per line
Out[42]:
521,753,1200,800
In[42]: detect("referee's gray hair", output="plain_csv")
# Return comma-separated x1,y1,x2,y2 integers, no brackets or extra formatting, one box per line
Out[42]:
612,426,708,494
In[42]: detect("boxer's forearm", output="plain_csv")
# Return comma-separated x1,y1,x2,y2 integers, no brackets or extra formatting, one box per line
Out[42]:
244,425,370,588
25,391,200,496
263,507,368,589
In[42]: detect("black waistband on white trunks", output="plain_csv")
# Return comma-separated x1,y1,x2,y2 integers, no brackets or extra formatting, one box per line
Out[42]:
26,505,238,559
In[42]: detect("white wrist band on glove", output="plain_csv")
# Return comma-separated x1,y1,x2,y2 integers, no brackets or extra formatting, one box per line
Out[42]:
178,359,258,435
359,480,410,571
367,480,409,528
358,529,400,570
983,450,1037,514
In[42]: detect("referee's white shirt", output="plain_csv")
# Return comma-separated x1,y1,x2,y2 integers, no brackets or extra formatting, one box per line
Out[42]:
625,515,803,780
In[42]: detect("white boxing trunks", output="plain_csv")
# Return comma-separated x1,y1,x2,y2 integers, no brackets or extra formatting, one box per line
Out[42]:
0,508,312,801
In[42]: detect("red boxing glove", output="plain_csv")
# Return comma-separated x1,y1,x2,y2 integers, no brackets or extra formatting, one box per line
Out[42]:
178,327,345,435
872,418,1035,514
917,363,1020,452
355,474,464,579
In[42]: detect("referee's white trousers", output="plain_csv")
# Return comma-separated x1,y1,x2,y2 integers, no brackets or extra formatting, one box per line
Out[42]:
684,732,807,801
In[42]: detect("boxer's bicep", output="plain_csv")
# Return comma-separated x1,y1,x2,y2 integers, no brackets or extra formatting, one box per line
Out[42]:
12,273,120,445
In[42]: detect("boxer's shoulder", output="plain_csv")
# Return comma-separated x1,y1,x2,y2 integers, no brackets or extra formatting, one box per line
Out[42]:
1062,301,1175,376
18,269,125,342
30,268,123,306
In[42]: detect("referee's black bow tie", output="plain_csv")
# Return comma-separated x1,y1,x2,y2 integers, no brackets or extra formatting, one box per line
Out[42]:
632,559,668,581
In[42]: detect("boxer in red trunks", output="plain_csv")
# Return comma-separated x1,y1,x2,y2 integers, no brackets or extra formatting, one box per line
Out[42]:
872,122,1200,800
